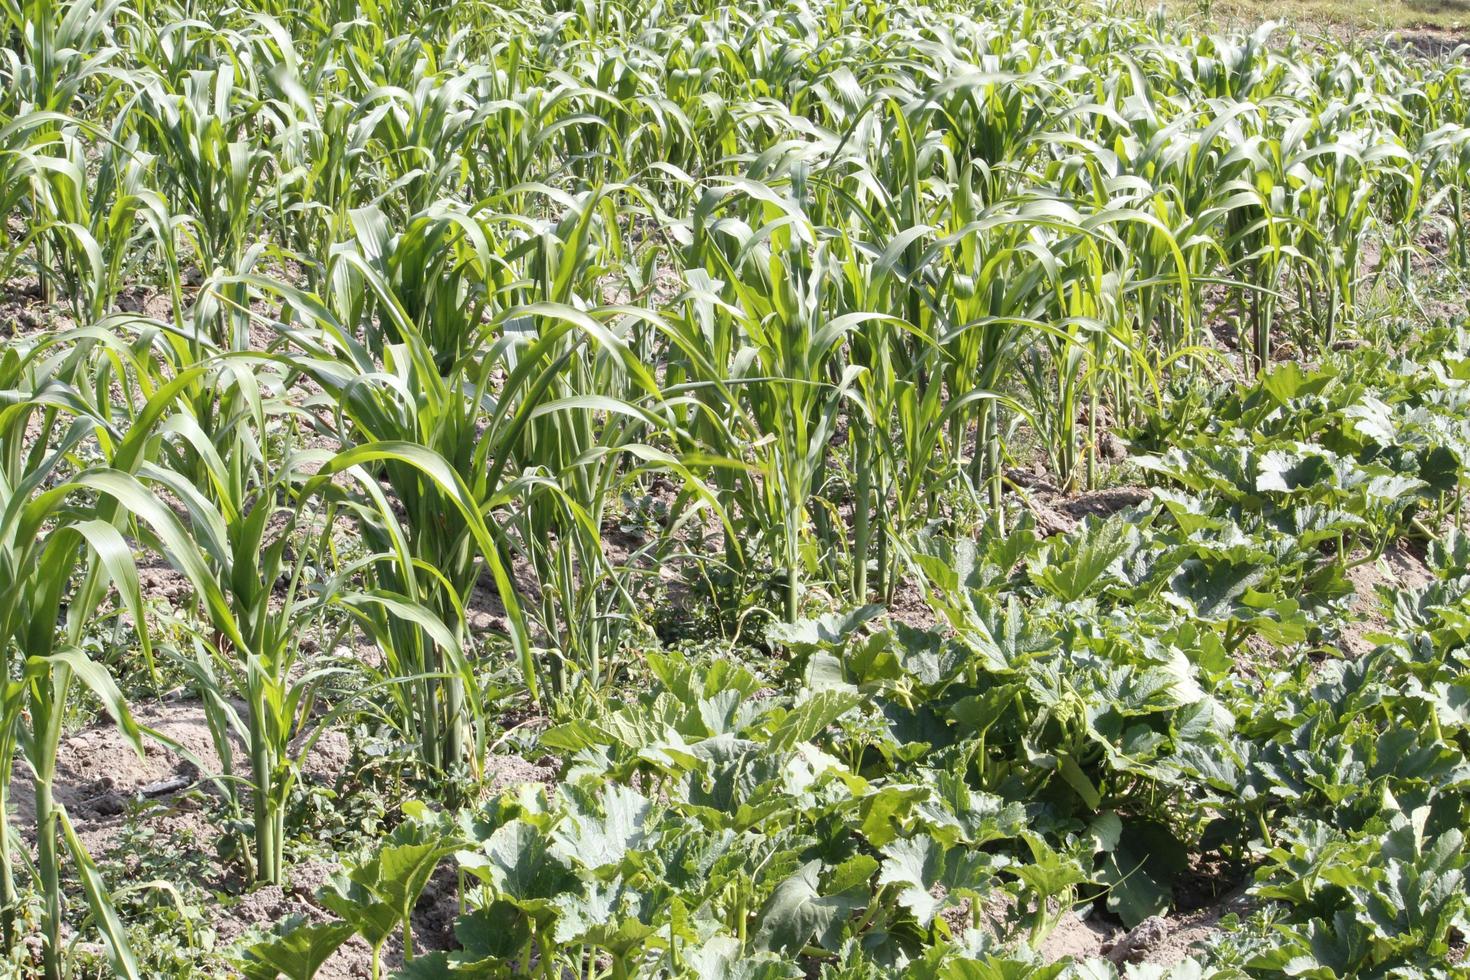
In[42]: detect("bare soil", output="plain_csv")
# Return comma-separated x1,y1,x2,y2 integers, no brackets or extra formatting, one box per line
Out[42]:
1021,483,1152,537
1038,883,1249,967
5,697,553,977
1339,540,1434,655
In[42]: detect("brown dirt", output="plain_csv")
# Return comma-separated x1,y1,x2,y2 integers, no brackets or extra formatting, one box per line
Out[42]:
1146,884,1255,967
1339,541,1434,655
8,698,352,850
0,277,68,341
882,576,938,630
1390,28,1470,58
1040,906,1118,961
6,695,551,978
1057,487,1151,522
482,752,558,798
1039,881,1253,967
8,700,231,843
1021,485,1153,538
114,285,179,321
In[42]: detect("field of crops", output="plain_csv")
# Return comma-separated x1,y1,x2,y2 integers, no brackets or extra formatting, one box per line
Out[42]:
4,0,1470,975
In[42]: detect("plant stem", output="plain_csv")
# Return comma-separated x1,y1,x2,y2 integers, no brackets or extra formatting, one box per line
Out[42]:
36,777,61,980
853,431,871,601
0,783,13,951
249,699,279,884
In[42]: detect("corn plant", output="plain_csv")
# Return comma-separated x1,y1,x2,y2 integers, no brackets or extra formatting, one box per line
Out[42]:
128,357,338,885
0,338,170,980
1,131,178,323
250,265,545,777
130,65,272,348
677,174,876,620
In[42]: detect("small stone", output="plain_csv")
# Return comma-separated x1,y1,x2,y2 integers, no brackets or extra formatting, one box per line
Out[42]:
1105,915,1170,964
88,790,128,817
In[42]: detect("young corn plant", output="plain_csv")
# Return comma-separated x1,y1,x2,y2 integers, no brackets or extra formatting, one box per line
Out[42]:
0,477,150,980
132,65,272,348
332,202,511,371
0,0,128,303
121,346,493,881
249,258,601,778
136,363,346,885
679,173,873,621
0,340,172,980
1,132,178,324
498,197,653,691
